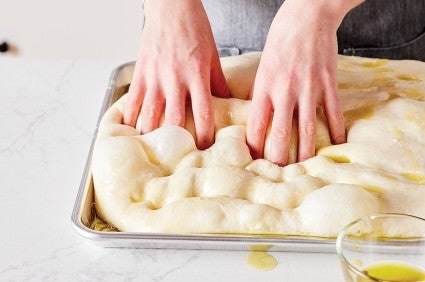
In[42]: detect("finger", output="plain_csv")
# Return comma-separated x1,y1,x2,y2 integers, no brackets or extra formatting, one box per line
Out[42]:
136,88,164,134
210,58,231,98
297,92,317,162
322,73,346,144
246,92,273,160
123,74,146,127
164,83,187,127
190,82,214,150
268,98,294,166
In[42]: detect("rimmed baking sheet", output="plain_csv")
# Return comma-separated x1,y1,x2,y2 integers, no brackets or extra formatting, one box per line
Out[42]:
71,61,336,252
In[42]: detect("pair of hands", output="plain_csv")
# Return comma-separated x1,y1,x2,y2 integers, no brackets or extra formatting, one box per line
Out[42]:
124,0,362,166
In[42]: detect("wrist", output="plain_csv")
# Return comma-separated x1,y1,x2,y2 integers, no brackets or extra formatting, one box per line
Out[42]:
143,0,203,17
280,0,364,30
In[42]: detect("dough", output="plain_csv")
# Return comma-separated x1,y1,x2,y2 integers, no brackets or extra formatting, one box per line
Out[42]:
92,52,425,237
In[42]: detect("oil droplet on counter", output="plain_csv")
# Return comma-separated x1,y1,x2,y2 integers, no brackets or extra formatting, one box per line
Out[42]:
246,245,278,271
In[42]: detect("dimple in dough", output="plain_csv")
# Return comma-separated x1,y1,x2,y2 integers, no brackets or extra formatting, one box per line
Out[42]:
92,52,425,237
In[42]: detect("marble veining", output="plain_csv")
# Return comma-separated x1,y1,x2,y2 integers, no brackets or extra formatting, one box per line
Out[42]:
0,58,340,282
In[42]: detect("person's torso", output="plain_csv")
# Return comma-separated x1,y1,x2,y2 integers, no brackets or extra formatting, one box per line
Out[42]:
202,0,425,60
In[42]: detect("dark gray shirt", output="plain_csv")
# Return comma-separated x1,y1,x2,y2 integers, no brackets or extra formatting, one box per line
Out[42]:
202,0,425,60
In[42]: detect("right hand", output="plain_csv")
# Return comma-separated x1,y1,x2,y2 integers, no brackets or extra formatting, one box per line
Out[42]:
247,0,363,166
123,0,230,149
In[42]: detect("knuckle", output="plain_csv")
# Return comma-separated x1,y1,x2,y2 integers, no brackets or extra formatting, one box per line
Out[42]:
250,118,269,134
256,73,275,89
195,105,213,124
321,66,336,78
271,125,292,142
189,61,207,80
280,72,298,87
299,121,316,137
330,112,344,124
166,111,185,125
197,112,213,124
142,104,158,120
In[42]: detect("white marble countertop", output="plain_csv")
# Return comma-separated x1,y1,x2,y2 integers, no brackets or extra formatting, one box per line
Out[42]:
0,58,344,282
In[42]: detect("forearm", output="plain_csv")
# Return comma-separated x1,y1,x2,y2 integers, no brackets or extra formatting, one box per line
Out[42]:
141,0,211,46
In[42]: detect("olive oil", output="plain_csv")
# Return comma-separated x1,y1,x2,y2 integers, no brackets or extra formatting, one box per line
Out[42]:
246,245,277,271
358,261,425,282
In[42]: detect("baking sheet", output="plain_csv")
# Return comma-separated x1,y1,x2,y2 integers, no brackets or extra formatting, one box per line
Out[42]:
71,61,336,252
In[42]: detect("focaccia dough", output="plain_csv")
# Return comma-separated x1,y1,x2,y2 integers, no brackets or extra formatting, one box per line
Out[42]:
92,52,425,237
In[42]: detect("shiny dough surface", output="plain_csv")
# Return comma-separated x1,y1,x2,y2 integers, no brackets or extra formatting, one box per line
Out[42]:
92,52,425,237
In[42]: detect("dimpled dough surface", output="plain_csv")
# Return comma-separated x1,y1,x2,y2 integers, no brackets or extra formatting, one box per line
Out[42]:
92,52,425,237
